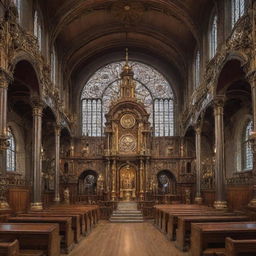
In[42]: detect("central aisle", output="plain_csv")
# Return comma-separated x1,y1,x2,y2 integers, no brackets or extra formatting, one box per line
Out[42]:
68,221,189,256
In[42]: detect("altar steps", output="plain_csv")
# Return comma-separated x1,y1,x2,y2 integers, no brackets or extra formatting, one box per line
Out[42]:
110,209,144,223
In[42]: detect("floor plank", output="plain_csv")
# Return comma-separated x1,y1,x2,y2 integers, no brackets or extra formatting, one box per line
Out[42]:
67,221,189,256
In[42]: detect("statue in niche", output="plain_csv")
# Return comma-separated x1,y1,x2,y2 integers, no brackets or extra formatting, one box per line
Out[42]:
63,187,70,204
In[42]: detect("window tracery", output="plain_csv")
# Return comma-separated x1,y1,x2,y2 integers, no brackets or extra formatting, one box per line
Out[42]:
81,61,174,137
241,120,253,171
6,127,16,172
194,50,200,88
51,46,57,85
34,11,42,51
209,14,217,59
231,0,245,28
13,0,21,21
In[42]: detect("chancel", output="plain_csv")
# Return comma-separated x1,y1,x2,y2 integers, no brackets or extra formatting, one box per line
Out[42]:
0,0,256,256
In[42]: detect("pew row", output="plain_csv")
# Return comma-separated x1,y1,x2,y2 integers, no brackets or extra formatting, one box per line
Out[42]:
225,237,256,256
8,216,74,253
174,215,249,251
18,213,81,243
0,223,60,256
0,239,44,256
190,222,256,256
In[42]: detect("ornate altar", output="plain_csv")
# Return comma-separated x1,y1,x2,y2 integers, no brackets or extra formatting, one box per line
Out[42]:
104,49,151,201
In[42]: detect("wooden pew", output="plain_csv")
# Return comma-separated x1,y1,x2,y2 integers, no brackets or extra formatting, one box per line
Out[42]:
0,239,19,256
0,239,44,256
8,216,74,253
225,237,256,256
190,222,256,256
160,209,235,240
0,223,60,256
28,210,86,235
154,204,212,229
18,213,81,243
47,205,99,233
175,215,249,251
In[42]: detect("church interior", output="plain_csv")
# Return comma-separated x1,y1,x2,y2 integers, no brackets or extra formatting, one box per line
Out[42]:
0,0,256,255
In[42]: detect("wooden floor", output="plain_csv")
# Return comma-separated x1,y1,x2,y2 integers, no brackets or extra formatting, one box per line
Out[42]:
67,221,189,256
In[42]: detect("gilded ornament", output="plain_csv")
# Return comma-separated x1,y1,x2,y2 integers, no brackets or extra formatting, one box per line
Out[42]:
119,134,136,152
120,113,136,129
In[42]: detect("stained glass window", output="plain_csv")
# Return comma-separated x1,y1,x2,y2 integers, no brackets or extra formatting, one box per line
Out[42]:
242,120,253,171
209,14,217,59
13,0,21,21
82,99,102,136
231,0,245,28
51,46,57,85
81,61,174,136
195,50,200,88
154,99,174,136
34,11,42,51
6,127,16,172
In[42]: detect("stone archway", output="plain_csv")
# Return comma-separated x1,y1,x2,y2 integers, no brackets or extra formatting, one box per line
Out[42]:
157,170,176,195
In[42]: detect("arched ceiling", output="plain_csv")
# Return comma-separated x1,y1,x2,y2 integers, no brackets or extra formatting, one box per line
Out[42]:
40,0,214,95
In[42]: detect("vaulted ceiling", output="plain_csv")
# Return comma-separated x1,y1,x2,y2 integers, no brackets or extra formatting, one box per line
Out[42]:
40,0,214,99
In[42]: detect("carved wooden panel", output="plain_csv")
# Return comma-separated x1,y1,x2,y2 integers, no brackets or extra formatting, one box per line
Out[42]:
8,187,30,213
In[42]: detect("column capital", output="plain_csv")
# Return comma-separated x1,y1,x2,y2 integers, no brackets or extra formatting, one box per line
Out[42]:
213,95,225,116
0,68,13,89
31,97,44,116
54,124,61,135
194,123,202,135
246,70,256,87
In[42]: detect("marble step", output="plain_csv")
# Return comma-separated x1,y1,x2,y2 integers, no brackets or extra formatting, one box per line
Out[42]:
110,216,143,220
112,212,142,216
110,219,144,223
113,210,142,215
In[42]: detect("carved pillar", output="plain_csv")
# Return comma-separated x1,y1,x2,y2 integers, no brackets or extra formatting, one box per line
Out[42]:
247,72,256,206
213,97,227,209
106,159,110,193
54,125,61,202
111,159,116,201
0,71,11,175
139,158,144,201
194,126,203,204
31,100,43,211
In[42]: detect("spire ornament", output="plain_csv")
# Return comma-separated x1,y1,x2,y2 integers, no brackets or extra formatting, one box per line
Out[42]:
119,48,136,99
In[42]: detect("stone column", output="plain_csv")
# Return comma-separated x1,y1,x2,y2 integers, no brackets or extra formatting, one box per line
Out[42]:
31,100,43,211
111,159,116,201
0,71,11,172
54,125,61,203
0,71,11,209
139,158,144,201
213,97,227,209
194,126,203,204
247,72,256,206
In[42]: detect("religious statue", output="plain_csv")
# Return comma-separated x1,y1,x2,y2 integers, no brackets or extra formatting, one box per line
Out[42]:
63,187,70,204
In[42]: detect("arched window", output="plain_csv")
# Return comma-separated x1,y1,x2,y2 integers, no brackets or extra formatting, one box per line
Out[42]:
81,61,175,137
194,50,200,88
6,127,16,172
209,14,217,59
241,120,253,171
51,46,57,85
231,0,245,28
154,99,174,136
34,10,42,51
13,0,21,21
82,99,102,136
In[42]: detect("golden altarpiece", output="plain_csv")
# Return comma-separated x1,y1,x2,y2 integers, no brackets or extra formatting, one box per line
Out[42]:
104,55,151,201
58,52,197,203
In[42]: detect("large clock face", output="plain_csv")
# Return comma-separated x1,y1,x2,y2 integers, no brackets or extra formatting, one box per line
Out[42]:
120,114,136,129
119,134,136,152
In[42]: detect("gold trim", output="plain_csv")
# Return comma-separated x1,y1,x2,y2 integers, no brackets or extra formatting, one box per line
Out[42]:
30,202,43,211
213,200,228,210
